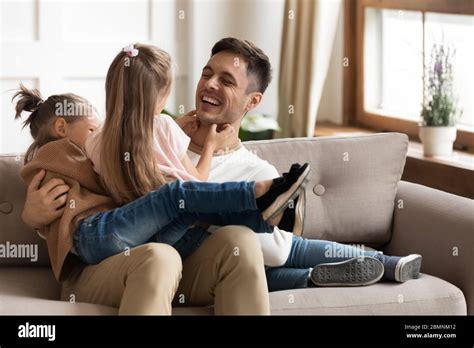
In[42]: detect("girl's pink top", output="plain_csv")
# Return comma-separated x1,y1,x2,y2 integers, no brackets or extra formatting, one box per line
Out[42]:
85,114,198,182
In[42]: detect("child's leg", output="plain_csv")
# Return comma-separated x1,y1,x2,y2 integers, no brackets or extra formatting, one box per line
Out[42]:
284,236,378,268
74,179,272,264
153,210,268,245
162,180,273,232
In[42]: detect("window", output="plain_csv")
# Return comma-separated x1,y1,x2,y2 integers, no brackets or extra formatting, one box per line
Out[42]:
425,12,473,128
364,8,423,121
354,0,474,149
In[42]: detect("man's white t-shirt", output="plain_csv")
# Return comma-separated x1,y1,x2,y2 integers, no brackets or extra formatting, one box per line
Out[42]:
187,144,294,267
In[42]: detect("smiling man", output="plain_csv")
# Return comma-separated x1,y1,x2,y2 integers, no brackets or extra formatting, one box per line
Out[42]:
177,38,302,288
178,38,296,269
180,38,421,292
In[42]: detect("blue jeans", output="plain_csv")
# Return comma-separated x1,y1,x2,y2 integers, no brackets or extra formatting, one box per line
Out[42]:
265,236,379,291
73,180,272,264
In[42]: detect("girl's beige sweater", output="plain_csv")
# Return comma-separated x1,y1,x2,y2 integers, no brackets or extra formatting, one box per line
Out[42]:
20,138,117,281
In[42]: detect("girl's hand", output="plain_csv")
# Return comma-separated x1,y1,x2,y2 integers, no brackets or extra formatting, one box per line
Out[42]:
205,124,235,149
175,110,200,136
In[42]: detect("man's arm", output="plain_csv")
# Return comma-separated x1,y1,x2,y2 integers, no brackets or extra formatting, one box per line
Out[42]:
22,169,70,229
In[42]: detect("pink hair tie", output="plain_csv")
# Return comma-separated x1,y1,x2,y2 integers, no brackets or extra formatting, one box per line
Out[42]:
123,44,139,57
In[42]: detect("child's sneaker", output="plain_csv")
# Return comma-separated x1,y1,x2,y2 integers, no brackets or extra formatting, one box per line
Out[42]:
277,187,305,236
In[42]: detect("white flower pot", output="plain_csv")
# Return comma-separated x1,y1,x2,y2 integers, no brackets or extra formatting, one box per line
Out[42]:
419,126,457,156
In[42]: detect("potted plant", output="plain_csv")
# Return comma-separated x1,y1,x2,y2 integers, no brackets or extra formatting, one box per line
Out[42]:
419,43,462,156
239,113,281,141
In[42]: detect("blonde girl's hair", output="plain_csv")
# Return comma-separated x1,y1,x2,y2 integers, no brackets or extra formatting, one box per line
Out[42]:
101,43,172,204
13,83,94,164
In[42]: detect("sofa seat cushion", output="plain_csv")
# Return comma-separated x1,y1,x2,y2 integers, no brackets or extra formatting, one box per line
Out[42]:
268,274,466,315
0,293,118,315
0,267,213,315
173,275,466,315
0,270,465,315
0,267,116,315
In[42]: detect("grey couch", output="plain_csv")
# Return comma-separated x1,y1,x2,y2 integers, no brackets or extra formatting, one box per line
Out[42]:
0,133,472,315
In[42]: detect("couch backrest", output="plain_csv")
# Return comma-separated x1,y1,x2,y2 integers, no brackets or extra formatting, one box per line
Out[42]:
244,133,408,246
0,154,50,266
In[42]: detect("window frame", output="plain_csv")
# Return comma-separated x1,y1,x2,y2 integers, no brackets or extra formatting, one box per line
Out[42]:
353,0,474,150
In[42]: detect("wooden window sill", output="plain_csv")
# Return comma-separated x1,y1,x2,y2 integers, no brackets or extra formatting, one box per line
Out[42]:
315,122,474,198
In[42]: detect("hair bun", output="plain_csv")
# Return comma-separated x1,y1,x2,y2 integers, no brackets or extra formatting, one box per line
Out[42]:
12,83,44,120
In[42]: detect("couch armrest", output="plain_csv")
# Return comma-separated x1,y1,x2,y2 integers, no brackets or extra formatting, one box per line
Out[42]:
384,181,474,314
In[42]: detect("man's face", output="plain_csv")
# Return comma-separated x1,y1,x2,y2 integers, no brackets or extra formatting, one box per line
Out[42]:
195,51,256,126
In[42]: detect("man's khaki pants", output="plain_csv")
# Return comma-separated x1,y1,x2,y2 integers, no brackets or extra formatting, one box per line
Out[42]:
61,225,270,315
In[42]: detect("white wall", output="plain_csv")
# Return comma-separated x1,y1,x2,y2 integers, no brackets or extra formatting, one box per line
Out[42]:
0,0,178,154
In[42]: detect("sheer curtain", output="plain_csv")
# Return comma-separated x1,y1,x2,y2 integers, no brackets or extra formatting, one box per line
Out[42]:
277,0,342,138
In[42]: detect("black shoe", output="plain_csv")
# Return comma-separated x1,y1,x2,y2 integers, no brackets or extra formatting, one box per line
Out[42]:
374,253,422,282
257,163,310,221
310,257,384,287
277,187,305,236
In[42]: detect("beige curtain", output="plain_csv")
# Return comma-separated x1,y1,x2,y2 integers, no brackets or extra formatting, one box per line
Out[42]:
277,0,342,138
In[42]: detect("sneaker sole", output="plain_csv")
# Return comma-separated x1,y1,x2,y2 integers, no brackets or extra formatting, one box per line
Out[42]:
396,254,422,282
262,165,311,222
292,187,305,237
310,257,384,287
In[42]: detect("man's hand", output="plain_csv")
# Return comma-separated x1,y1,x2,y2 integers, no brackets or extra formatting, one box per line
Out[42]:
22,169,70,229
175,110,200,137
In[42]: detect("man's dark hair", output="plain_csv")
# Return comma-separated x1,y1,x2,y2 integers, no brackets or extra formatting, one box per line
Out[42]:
211,37,272,94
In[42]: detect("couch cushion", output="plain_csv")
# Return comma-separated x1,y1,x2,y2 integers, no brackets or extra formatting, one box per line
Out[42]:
0,269,465,315
244,133,408,245
0,267,213,315
171,275,466,315
267,274,466,315
0,154,50,266
0,267,117,315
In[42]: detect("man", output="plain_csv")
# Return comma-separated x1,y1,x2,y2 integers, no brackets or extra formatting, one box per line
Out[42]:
179,38,421,291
